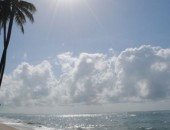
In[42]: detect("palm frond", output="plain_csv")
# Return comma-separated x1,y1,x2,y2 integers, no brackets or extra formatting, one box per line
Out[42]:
0,0,36,34
20,7,34,23
20,1,36,13
15,8,26,33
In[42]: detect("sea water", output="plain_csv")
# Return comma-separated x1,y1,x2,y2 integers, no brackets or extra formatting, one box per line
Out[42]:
0,111,170,130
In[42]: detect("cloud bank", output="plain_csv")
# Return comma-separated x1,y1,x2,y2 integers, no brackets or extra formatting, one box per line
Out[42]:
1,45,170,106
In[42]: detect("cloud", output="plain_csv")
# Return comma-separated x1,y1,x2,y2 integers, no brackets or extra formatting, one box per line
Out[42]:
112,45,170,102
0,61,55,106
1,45,170,106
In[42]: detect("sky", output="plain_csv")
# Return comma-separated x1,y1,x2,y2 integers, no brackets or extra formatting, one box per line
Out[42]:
1,0,170,114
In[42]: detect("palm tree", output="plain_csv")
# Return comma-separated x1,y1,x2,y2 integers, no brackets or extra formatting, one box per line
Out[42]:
0,0,36,87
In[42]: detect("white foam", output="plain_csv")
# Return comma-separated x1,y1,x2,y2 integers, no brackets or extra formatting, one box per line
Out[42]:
0,117,33,130
129,114,136,117
34,126,55,130
146,127,153,130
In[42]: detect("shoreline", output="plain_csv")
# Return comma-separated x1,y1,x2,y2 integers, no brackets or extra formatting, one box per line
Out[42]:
0,123,19,130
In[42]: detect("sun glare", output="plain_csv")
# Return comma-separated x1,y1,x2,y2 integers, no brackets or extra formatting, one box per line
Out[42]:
57,0,80,5
49,0,83,9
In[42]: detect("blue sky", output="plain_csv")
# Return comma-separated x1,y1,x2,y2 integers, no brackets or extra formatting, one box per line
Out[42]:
1,0,170,113
5,0,170,72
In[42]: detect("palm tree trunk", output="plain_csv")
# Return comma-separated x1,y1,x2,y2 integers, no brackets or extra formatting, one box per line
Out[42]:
0,11,14,87
0,49,7,86
0,20,7,87
3,20,6,46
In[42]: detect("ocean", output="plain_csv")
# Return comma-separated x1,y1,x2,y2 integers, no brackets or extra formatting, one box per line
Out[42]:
0,111,170,130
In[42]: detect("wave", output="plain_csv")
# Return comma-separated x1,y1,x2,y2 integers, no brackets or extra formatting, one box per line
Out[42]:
0,117,54,130
0,111,170,130
129,114,137,117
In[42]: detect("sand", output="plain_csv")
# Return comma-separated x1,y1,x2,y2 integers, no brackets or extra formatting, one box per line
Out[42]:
0,123,18,130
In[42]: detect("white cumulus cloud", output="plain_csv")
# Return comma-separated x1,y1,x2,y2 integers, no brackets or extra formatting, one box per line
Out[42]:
1,45,170,106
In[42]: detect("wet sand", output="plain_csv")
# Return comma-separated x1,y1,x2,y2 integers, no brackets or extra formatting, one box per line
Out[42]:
0,123,18,130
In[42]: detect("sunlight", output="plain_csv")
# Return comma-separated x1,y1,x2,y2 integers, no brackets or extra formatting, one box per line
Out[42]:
56,0,80,6
49,0,84,10
58,0,79,3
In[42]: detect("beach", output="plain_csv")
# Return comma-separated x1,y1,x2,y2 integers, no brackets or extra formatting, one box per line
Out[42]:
0,123,18,130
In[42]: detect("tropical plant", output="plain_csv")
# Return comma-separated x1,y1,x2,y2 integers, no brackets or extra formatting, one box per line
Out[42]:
0,0,36,87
